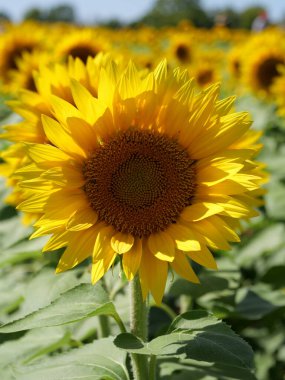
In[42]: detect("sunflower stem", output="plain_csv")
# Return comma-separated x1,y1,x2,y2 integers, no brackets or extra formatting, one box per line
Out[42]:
129,274,149,380
149,355,157,380
97,277,111,338
98,315,110,338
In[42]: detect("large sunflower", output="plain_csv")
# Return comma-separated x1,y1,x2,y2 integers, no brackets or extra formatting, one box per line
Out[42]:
11,59,264,303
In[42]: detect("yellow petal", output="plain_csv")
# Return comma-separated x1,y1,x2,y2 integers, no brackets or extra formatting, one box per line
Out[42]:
122,239,142,281
66,208,98,231
187,245,217,270
139,246,168,304
191,220,231,251
56,228,97,273
70,79,98,123
181,202,224,222
91,251,117,284
167,223,201,252
111,232,134,254
42,115,86,159
43,230,71,252
148,232,175,262
92,225,115,261
27,144,72,164
171,250,200,283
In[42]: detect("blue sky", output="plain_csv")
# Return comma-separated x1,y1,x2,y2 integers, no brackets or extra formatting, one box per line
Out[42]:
1,0,285,23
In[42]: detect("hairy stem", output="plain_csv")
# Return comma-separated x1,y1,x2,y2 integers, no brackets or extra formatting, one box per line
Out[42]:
129,274,149,380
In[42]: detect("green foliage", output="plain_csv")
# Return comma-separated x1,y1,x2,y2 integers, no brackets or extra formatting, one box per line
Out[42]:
23,4,75,23
0,283,121,333
140,0,213,28
115,311,256,379
13,338,129,380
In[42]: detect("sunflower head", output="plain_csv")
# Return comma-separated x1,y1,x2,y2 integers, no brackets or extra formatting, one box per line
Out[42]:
0,23,45,85
241,30,285,96
167,33,193,65
5,57,265,304
54,29,110,64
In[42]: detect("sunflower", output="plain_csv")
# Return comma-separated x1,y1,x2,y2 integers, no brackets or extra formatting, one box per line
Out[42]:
270,66,285,116
241,30,285,96
167,33,193,65
189,51,222,89
10,58,264,304
54,28,110,64
0,22,45,88
228,45,243,79
4,50,53,94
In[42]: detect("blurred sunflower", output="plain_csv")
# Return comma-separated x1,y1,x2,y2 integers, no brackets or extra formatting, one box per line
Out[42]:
228,45,243,79
271,65,285,116
54,28,110,64
0,23,45,88
241,30,285,96
10,58,265,303
167,33,193,65
5,50,53,94
189,51,222,89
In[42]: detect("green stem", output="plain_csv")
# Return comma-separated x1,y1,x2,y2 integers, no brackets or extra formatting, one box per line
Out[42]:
98,315,110,338
129,274,149,380
113,314,127,334
149,355,157,380
97,277,111,338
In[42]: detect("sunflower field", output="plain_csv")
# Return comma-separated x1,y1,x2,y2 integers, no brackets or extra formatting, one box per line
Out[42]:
0,19,284,380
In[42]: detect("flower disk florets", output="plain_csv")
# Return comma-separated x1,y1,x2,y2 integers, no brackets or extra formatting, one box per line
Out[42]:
83,129,196,238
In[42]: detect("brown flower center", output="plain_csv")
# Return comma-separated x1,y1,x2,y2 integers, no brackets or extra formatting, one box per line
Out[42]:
197,69,213,86
256,57,284,90
6,44,34,71
176,44,191,63
67,45,99,63
83,129,196,237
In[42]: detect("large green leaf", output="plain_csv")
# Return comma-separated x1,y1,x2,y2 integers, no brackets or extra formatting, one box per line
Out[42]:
159,359,257,380
235,285,285,320
0,217,33,251
11,268,82,319
265,182,285,221
235,224,285,267
0,327,69,371
14,337,129,380
0,283,120,333
114,311,256,380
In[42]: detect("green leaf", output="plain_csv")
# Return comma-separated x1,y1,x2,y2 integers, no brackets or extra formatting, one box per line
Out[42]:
265,182,285,220
235,285,285,320
12,268,81,319
14,337,129,380
235,224,285,267
114,311,255,379
159,359,257,380
0,327,69,370
0,217,33,250
0,283,120,333
235,288,277,320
